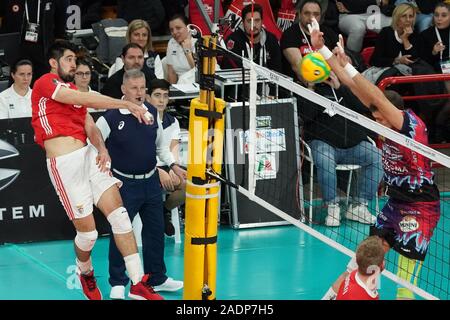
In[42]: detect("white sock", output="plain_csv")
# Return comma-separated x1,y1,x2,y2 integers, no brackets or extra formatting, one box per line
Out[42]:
124,253,144,285
76,257,93,275
322,287,337,300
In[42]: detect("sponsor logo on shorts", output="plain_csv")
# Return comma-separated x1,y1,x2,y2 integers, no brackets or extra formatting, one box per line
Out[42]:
399,216,419,233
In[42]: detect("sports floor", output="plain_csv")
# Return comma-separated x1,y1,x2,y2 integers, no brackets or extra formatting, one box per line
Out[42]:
0,197,448,300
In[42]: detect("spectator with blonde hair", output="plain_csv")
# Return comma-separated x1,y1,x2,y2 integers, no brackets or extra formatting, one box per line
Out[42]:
108,19,164,80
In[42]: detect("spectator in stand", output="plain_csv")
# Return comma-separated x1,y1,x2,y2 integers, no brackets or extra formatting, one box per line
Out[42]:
221,3,282,73
74,58,104,113
101,43,156,99
366,3,419,84
419,2,450,143
395,1,439,33
0,59,33,119
281,0,339,85
108,19,164,80
166,14,197,84
337,0,394,52
0,0,69,82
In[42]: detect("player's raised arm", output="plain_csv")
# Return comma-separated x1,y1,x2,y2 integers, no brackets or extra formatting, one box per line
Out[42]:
308,18,404,130
52,86,151,125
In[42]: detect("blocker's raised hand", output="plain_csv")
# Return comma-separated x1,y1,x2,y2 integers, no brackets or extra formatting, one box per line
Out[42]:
308,17,324,49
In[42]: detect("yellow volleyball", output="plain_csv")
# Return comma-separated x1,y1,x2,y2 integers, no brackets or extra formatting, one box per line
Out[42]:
300,52,331,83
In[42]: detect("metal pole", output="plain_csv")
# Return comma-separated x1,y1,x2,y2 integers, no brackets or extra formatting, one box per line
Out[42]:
192,0,214,34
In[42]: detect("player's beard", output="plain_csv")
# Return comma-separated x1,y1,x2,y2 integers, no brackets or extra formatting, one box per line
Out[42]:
57,64,75,82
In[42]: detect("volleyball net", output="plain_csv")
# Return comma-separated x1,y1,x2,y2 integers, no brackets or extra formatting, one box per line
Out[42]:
215,45,450,300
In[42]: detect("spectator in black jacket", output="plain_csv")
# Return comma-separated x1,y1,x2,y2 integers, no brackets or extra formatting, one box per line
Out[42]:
419,2,450,143
281,0,339,85
221,3,282,73
369,3,419,68
337,0,394,52
299,72,383,227
0,0,69,82
101,43,156,99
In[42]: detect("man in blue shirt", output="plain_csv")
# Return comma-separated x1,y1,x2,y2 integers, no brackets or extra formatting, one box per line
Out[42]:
96,69,185,300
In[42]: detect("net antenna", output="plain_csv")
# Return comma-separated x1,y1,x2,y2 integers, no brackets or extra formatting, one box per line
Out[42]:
247,0,257,195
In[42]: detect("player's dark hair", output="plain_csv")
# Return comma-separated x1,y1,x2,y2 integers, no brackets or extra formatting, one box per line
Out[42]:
11,59,33,74
149,78,170,95
47,40,79,62
384,90,405,110
242,3,264,20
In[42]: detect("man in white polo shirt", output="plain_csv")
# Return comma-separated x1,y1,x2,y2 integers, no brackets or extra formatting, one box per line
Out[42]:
0,60,33,119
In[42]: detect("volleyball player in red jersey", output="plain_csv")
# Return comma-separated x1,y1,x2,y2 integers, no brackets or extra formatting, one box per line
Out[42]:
31,40,162,300
336,236,384,300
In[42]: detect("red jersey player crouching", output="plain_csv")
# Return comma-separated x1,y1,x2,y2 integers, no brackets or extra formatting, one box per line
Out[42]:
31,40,162,300
337,236,385,300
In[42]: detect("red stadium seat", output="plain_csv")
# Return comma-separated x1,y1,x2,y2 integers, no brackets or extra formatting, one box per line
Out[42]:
361,46,375,67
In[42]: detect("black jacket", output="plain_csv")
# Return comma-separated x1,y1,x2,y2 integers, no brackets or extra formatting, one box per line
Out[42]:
221,28,282,73
340,0,396,16
419,26,450,72
299,85,371,148
370,27,419,67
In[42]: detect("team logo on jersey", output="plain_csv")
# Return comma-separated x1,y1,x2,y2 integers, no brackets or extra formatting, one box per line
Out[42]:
227,40,235,50
118,121,125,130
73,104,83,109
12,4,20,12
399,216,419,233
0,140,20,192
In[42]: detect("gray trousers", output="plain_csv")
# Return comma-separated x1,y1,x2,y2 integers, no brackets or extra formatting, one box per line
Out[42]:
339,12,392,52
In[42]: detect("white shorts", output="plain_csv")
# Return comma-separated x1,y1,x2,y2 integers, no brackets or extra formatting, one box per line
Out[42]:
46,145,122,220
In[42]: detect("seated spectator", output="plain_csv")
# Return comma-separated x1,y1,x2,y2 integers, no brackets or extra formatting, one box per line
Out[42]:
74,58,104,113
419,2,450,142
75,58,96,93
395,0,438,33
419,2,450,72
337,0,393,52
299,72,382,227
101,43,156,99
166,14,197,84
0,59,33,119
109,19,164,79
151,79,186,237
221,3,282,73
364,3,419,84
281,0,339,86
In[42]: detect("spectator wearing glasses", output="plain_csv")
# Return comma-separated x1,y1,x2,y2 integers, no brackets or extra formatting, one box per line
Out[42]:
74,58,103,113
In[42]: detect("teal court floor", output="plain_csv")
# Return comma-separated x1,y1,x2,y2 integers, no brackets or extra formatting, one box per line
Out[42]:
0,197,449,300
0,225,422,300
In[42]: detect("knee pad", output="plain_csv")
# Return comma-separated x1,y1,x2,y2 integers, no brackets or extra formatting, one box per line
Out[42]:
74,230,98,252
107,206,132,234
